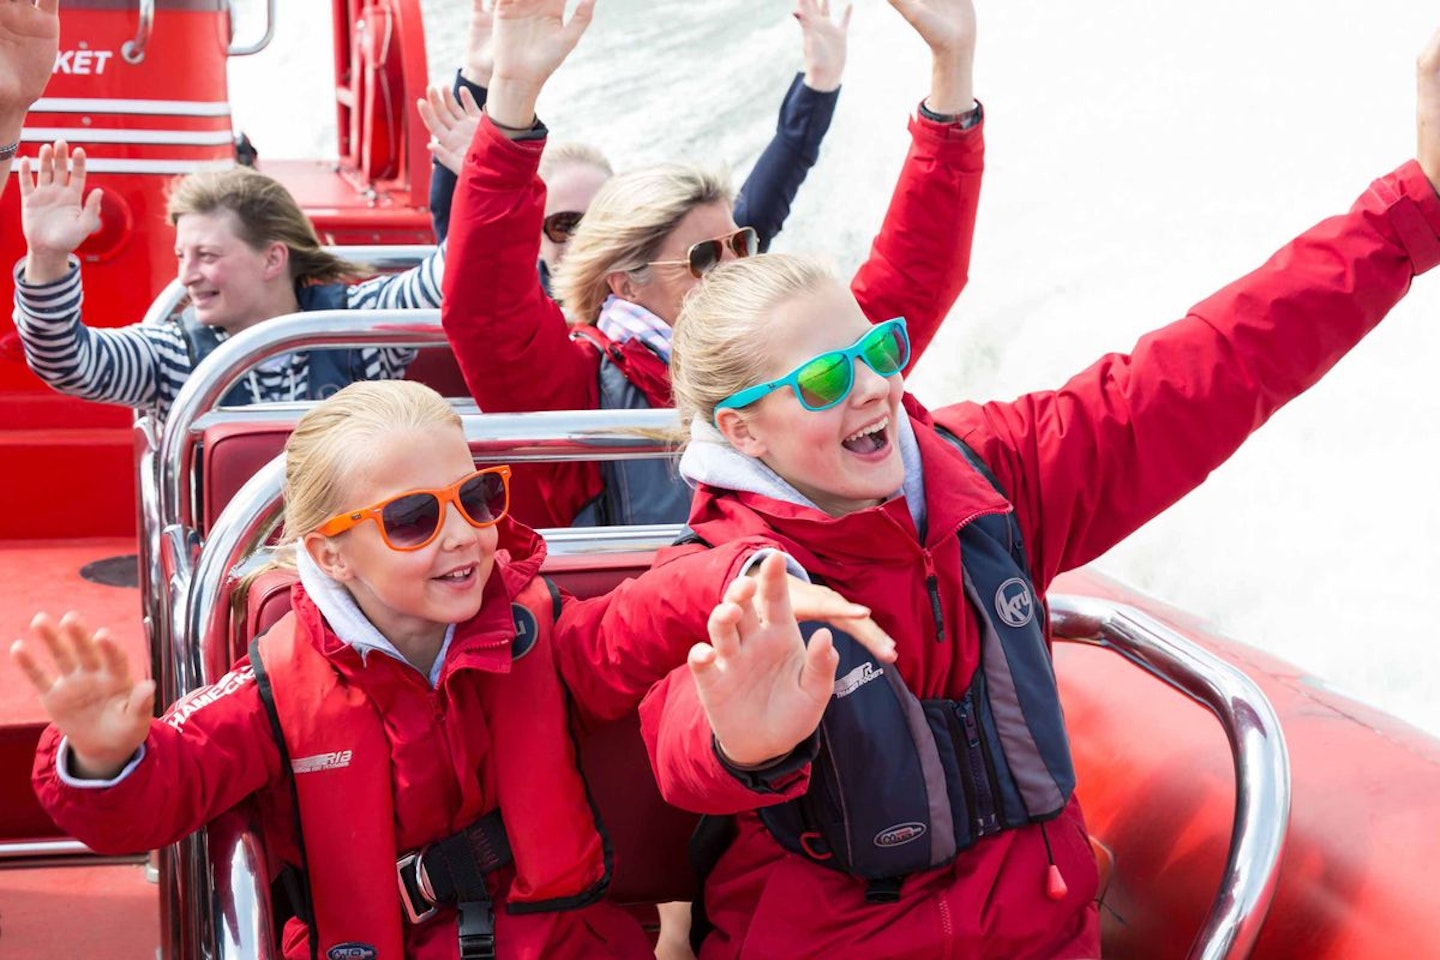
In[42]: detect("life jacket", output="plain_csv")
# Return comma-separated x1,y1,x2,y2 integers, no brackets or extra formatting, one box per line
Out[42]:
690,431,1075,896
250,576,611,960
568,325,692,527
180,282,368,406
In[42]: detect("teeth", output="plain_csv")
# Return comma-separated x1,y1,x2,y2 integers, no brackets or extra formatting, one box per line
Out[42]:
845,417,888,444
438,567,472,581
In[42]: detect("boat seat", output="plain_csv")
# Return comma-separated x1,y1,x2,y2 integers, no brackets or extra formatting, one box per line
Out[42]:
235,556,700,909
194,353,472,537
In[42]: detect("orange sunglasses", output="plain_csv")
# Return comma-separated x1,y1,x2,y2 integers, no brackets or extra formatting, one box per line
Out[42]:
316,465,512,551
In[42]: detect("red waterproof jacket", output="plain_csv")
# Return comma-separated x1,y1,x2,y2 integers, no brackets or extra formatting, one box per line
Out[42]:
31,518,652,960
569,162,1440,959
441,111,985,529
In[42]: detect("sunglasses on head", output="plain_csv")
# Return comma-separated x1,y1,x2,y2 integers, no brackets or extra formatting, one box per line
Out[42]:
316,465,512,551
542,210,584,244
647,226,758,279
712,318,911,424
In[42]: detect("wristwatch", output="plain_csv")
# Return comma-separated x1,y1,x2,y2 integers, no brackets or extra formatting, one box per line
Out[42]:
919,100,983,130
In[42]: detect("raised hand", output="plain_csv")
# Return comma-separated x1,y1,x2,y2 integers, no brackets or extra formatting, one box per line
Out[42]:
795,0,851,94
1418,26,1440,194
486,0,596,130
418,84,482,175
889,0,976,115
20,140,103,283
785,573,896,664
688,553,840,768
10,612,155,781
0,0,60,121
462,0,496,87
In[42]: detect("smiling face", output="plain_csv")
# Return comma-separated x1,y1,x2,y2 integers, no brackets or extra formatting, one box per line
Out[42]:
623,201,739,324
303,423,497,654
716,280,907,516
174,209,290,333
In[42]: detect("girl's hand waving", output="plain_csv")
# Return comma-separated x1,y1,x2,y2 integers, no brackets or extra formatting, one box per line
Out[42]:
11,612,154,780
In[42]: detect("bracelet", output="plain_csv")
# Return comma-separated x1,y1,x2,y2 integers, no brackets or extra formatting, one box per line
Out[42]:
919,100,983,130
0,141,18,162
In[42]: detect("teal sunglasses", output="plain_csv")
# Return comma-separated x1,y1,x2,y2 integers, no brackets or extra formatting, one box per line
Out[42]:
713,317,910,424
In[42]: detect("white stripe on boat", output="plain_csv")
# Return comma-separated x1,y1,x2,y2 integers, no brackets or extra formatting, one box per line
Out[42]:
21,128,236,146
31,97,232,117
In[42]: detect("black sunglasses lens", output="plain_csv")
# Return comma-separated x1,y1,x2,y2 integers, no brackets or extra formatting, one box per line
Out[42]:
380,493,442,547
544,211,583,243
687,239,724,278
733,227,758,259
458,472,508,525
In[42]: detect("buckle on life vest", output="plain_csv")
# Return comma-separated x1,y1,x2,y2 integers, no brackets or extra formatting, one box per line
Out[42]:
457,897,497,960
396,847,438,924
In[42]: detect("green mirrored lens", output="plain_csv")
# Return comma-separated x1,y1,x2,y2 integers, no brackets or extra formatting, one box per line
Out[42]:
861,324,907,375
794,352,853,409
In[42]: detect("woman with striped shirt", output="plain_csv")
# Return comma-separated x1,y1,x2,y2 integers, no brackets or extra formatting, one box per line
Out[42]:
12,143,442,418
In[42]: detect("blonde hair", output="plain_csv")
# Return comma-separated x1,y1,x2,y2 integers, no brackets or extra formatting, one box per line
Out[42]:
167,167,366,286
281,380,462,541
539,141,613,182
551,163,732,323
671,254,840,439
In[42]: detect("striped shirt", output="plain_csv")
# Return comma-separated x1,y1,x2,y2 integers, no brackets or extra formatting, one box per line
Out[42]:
11,244,445,419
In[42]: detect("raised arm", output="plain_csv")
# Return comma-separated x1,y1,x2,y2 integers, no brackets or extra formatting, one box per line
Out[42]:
422,0,493,242
13,142,181,410
0,0,59,200
849,0,983,364
940,28,1440,594
639,554,832,814
733,0,849,250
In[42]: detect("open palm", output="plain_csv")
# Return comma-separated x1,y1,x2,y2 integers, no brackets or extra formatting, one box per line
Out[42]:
689,553,840,767
20,141,103,257
11,612,154,778
0,0,60,113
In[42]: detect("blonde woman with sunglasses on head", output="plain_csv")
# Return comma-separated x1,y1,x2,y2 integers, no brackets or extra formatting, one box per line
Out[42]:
12,380,663,960
442,0,986,531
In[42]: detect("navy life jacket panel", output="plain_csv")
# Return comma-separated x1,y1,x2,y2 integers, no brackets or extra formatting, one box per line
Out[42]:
570,332,691,527
179,282,367,406
755,432,1076,880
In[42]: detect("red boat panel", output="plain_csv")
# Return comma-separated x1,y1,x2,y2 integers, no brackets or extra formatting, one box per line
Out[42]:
0,860,159,958
1055,568,1440,960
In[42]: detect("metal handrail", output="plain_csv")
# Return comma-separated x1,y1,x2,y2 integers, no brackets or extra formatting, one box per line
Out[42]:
227,0,279,57
157,309,448,534
121,0,155,64
1049,597,1290,960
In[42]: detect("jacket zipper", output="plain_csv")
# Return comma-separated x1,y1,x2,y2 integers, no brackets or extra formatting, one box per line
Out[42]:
958,695,1000,837
923,550,946,643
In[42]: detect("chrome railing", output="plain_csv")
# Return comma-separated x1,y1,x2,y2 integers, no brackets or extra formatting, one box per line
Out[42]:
227,0,279,57
121,0,155,64
1049,598,1290,960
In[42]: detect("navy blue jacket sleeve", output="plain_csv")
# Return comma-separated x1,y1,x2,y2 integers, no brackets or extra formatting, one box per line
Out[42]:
430,70,489,243
734,73,841,252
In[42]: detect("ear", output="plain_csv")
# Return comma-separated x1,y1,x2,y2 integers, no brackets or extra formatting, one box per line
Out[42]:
262,241,290,282
302,531,354,582
714,407,769,459
605,269,638,302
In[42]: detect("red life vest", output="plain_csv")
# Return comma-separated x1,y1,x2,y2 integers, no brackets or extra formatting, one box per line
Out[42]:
569,324,674,408
251,576,609,960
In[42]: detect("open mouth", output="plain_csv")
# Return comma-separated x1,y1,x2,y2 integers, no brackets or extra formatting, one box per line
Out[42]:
842,417,890,455
433,565,475,585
